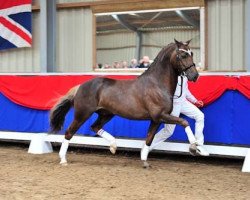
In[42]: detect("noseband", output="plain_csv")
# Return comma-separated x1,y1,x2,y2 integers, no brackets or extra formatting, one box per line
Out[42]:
183,63,196,72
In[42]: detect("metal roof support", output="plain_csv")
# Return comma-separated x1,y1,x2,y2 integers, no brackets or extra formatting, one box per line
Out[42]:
112,14,142,61
111,15,137,32
175,10,200,28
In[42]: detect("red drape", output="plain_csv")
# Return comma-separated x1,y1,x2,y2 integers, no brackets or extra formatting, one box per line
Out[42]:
188,76,249,105
0,75,250,110
0,75,136,110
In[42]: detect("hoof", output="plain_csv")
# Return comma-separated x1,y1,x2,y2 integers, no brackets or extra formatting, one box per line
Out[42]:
60,158,68,166
189,143,198,156
142,161,150,169
60,161,68,166
110,142,117,154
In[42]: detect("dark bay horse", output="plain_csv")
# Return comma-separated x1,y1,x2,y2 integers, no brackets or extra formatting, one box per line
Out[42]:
50,39,199,166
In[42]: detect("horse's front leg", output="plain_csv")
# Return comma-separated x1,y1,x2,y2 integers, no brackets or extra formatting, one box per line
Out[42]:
141,121,160,168
160,112,198,155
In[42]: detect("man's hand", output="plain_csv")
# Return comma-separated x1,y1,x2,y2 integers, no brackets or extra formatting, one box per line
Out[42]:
195,100,204,108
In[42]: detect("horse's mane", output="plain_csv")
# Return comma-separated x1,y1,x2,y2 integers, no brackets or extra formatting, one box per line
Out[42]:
139,43,177,77
154,42,176,63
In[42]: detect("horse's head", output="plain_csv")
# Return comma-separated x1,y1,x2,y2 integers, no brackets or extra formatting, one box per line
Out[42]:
170,39,199,82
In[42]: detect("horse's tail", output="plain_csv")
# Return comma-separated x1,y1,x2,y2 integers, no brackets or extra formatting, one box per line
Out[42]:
50,85,80,133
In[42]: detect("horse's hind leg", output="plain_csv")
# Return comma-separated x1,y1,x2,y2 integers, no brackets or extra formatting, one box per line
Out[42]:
59,111,93,165
91,112,116,154
141,121,160,168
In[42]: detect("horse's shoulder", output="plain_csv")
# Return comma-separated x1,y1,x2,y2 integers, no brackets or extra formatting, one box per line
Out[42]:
91,77,116,84
89,77,118,89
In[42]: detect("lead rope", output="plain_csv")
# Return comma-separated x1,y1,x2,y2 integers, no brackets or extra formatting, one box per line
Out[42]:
173,76,183,99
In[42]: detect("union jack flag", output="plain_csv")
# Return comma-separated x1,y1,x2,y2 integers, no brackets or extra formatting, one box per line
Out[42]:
0,0,32,50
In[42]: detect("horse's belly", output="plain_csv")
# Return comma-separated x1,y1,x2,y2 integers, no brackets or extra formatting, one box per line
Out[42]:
118,112,150,120
113,107,150,120
99,90,154,119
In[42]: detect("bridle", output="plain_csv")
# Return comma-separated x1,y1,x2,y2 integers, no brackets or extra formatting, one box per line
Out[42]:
173,47,195,99
176,48,196,76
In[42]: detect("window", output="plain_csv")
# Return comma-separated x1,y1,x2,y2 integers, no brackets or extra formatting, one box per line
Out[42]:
95,7,204,71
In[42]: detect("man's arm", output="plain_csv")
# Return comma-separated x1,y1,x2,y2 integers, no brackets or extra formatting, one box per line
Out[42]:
186,84,204,107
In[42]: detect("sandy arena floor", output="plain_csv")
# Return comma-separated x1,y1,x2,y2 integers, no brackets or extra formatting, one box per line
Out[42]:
0,142,250,200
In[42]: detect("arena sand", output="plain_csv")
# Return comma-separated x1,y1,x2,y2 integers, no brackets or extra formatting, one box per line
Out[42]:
0,142,250,200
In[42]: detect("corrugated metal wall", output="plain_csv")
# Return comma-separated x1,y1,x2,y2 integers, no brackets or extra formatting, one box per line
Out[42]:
96,29,200,67
0,2,93,73
96,32,136,66
0,12,40,73
142,30,200,65
56,8,93,72
0,0,247,72
207,0,245,71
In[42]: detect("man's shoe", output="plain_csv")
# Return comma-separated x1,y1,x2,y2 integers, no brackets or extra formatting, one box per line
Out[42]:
196,145,210,156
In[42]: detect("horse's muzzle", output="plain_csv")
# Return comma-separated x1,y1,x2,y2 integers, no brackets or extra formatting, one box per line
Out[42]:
186,65,199,82
193,73,199,82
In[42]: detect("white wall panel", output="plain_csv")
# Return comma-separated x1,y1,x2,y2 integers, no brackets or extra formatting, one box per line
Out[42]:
0,12,40,73
207,0,245,71
56,8,93,72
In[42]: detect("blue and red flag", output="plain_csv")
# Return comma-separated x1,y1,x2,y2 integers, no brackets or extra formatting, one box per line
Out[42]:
0,0,32,50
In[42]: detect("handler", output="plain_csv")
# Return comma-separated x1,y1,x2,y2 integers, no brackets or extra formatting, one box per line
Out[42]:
149,75,209,156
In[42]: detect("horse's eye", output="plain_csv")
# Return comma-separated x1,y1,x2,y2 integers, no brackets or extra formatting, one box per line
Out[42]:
181,53,189,59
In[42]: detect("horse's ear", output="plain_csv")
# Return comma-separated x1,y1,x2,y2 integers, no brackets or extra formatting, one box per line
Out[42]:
185,39,192,46
174,38,182,48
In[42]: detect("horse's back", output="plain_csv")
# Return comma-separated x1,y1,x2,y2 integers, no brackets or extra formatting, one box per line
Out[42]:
76,77,132,103
79,77,127,93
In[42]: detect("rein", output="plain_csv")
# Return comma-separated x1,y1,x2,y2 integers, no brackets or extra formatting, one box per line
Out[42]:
173,75,183,99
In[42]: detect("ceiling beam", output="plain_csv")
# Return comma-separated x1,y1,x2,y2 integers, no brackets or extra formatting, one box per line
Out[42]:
175,10,200,28
111,15,138,32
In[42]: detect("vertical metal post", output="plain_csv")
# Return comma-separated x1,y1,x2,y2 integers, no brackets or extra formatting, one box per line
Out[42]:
40,0,47,72
40,0,56,73
200,7,205,69
47,0,56,72
136,32,142,62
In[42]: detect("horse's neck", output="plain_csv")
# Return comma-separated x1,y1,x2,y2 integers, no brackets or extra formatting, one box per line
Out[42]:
161,64,178,95
142,62,178,95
